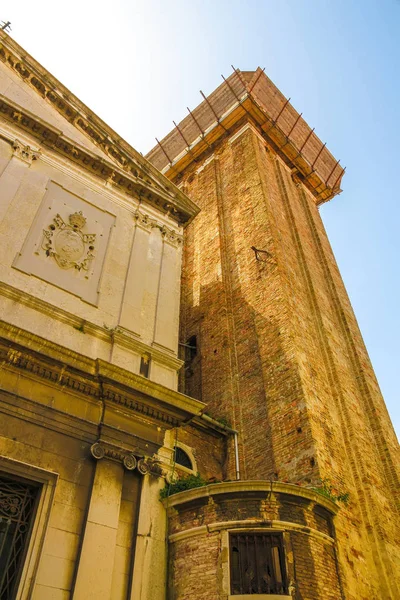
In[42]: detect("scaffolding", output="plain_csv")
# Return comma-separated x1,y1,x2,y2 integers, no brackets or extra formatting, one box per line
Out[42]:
148,66,345,204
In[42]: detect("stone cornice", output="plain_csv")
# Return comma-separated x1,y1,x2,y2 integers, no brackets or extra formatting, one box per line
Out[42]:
168,519,335,546
163,480,339,515
0,283,183,371
0,94,194,224
0,32,199,224
0,321,204,427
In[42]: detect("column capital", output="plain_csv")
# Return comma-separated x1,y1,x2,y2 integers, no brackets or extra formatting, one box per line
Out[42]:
12,138,40,164
90,440,163,477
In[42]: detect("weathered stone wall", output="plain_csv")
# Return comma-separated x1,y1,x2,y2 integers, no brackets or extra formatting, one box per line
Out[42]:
178,123,400,599
0,64,185,389
0,388,94,598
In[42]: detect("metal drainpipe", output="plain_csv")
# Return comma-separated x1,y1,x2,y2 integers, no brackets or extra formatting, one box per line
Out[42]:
200,414,240,481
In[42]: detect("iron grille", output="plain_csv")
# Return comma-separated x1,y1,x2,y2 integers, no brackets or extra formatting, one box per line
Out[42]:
230,532,288,595
0,474,40,600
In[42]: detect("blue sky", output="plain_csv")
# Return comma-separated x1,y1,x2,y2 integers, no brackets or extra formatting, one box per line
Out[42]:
4,1,399,437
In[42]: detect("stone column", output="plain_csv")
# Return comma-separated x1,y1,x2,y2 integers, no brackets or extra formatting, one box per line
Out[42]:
73,457,124,600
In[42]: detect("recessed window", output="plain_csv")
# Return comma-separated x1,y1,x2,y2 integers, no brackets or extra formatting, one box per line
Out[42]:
140,354,151,378
185,336,197,363
230,532,288,595
174,446,193,470
0,473,41,600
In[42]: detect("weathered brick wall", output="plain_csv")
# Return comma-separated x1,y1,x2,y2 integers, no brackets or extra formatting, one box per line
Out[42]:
175,423,227,481
177,122,400,598
169,531,221,600
167,487,341,600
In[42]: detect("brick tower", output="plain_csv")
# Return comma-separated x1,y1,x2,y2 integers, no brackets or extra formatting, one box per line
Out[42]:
147,69,400,599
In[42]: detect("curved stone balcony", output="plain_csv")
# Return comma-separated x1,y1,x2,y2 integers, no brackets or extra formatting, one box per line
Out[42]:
163,481,342,600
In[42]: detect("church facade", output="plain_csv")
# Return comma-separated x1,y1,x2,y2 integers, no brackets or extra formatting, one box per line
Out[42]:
0,30,398,600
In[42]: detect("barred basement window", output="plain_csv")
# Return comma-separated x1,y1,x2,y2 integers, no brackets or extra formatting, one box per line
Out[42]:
230,532,288,595
0,473,41,600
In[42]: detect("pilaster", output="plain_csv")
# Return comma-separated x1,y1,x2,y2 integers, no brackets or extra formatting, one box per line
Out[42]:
72,459,124,600
0,138,40,226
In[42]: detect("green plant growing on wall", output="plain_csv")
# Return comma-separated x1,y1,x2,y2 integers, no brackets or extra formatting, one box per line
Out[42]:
312,479,350,505
202,411,232,428
160,473,209,499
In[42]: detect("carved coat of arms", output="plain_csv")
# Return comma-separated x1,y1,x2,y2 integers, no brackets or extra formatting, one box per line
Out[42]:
42,211,96,272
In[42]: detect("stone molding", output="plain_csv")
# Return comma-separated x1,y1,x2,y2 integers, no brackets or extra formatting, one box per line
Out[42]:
163,480,339,514
168,519,334,546
90,441,163,476
0,457,58,599
0,283,183,371
0,97,188,222
0,321,204,428
0,387,98,444
0,34,199,223
134,210,183,247
12,138,40,164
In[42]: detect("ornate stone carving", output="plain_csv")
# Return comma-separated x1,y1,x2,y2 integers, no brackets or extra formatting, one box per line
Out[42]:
137,458,150,475
90,442,105,460
134,210,183,246
123,454,137,471
290,168,302,187
103,387,179,426
41,211,96,272
0,86,190,222
12,139,40,164
0,336,181,426
163,227,183,247
0,344,99,398
134,210,157,231
90,441,163,477
148,459,164,477
138,457,163,477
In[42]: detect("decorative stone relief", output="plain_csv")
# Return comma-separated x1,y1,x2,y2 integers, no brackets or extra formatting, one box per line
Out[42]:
163,227,183,247
13,181,115,306
12,139,40,164
133,209,157,231
41,211,96,274
90,441,163,476
134,209,183,246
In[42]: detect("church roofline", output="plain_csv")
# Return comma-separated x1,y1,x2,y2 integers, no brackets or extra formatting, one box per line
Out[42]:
146,68,345,205
0,31,199,224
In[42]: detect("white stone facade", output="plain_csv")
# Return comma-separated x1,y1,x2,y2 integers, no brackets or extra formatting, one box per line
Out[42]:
0,58,187,390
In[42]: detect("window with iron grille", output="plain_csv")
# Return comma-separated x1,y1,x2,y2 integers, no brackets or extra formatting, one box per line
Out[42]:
0,474,41,600
230,532,288,595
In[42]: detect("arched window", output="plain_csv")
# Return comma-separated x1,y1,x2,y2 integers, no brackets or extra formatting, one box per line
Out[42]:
174,446,193,470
